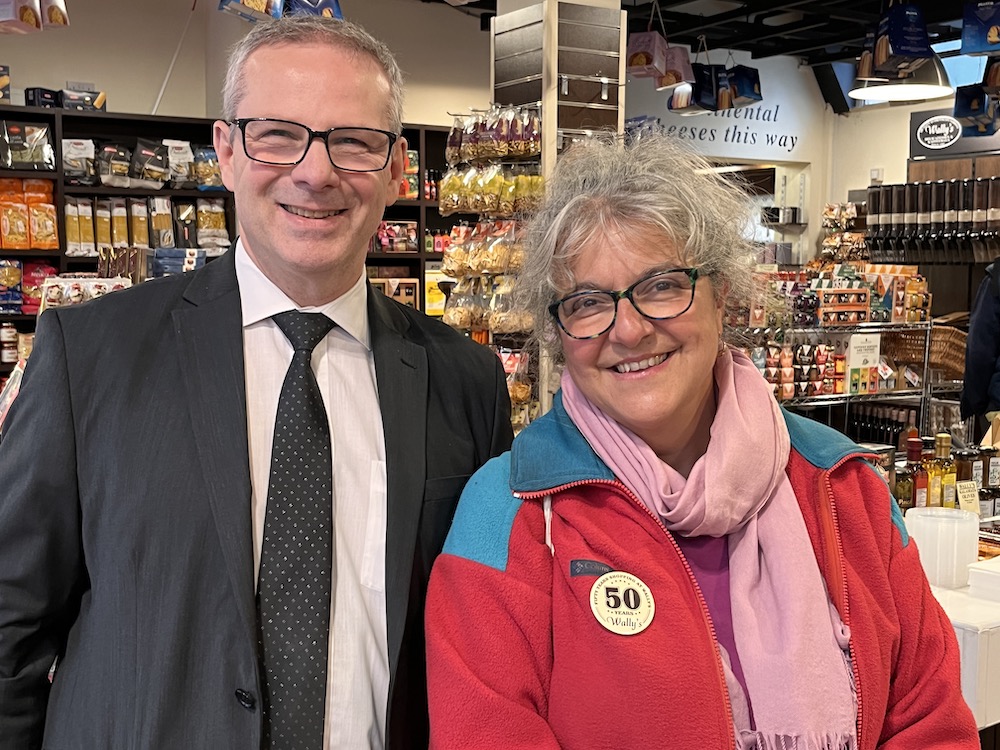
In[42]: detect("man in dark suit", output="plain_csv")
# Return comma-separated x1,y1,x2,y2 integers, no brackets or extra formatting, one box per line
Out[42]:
0,15,512,750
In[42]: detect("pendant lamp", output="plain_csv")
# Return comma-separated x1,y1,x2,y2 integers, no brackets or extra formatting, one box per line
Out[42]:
848,53,953,102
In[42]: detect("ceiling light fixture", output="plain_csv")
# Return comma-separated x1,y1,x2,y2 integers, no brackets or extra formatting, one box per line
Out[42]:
848,53,954,102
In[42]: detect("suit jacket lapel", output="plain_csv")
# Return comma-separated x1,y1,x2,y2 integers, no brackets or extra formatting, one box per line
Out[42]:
368,291,427,678
172,251,256,647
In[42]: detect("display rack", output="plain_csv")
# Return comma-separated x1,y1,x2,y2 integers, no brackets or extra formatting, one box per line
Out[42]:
0,105,457,376
740,321,936,435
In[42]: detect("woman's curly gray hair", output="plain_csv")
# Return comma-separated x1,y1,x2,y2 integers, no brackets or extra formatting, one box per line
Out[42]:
516,133,758,362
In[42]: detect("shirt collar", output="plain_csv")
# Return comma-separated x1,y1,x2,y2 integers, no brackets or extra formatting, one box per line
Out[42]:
234,237,371,349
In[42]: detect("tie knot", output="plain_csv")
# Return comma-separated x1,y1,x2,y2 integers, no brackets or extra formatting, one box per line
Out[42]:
272,311,335,353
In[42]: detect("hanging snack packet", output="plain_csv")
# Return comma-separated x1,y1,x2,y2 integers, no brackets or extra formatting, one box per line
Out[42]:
445,116,464,166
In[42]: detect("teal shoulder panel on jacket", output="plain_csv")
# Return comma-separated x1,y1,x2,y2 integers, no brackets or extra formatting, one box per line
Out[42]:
782,408,860,470
784,408,909,548
442,453,522,572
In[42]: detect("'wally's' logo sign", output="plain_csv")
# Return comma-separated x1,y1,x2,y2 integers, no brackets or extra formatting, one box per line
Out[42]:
916,115,961,150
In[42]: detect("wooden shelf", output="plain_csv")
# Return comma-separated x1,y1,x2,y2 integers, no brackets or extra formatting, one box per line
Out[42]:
0,169,58,180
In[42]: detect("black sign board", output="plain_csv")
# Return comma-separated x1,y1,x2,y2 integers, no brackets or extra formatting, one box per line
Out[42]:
910,108,1000,159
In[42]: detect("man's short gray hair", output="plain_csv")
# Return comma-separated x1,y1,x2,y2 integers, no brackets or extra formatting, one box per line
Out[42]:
220,14,405,132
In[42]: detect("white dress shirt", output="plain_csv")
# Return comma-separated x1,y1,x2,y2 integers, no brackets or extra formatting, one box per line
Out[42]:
235,240,389,749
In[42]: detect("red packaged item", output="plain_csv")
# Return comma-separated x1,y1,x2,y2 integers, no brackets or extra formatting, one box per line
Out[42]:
20,261,57,314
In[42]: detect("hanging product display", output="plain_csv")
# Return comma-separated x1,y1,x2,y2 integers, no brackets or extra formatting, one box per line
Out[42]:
872,0,934,77
726,52,764,109
626,1,669,80
690,36,733,112
961,0,1000,56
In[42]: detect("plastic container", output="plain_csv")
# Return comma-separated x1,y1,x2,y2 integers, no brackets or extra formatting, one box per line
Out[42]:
904,506,979,588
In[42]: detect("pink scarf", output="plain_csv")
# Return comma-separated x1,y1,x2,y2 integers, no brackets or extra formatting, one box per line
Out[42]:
561,350,857,750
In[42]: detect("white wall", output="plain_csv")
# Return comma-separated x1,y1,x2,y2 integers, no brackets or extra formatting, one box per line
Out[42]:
625,49,835,263
827,98,956,201
2,0,491,125
2,0,216,118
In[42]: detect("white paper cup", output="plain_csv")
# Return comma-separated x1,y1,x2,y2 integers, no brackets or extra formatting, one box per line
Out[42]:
904,507,979,589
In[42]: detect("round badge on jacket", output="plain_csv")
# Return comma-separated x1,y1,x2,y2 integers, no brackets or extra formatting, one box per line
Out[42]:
590,571,655,635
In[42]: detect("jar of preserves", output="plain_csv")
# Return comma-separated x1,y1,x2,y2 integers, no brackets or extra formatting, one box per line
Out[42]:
0,322,17,345
982,446,1000,489
955,449,980,488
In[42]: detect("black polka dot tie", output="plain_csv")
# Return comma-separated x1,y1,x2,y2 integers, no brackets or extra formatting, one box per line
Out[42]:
257,311,336,750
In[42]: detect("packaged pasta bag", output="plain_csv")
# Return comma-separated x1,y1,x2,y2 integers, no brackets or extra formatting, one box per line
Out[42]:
26,195,57,250
129,138,169,189
194,147,225,190
95,143,132,188
196,198,230,248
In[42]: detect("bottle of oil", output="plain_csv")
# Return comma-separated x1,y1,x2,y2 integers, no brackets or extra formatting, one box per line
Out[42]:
911,437,930,508
894,438,923,512
927,433,957,508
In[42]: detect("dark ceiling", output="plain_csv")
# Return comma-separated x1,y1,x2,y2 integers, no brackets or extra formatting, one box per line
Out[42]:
419,0,967,67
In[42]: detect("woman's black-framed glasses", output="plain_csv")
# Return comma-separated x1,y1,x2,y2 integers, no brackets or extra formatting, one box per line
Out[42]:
548,268,701,340
228,118,399,172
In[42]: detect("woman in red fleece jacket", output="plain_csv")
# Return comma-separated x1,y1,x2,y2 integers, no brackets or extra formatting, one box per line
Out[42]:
425,134,978,750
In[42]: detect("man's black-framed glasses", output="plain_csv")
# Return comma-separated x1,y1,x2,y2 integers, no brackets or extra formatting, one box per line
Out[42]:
228,118,398,172
548,268,701,340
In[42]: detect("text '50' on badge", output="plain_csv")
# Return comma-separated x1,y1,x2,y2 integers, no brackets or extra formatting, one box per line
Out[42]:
590,571,655,635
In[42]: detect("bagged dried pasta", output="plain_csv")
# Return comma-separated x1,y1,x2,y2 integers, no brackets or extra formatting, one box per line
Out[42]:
196,198,230,247
194,147,224,190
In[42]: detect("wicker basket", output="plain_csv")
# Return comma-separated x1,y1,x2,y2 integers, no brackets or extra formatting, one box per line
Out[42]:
882,325,966,379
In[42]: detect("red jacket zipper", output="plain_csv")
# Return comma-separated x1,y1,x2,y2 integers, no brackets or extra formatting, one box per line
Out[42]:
820,453,867,748
517,479,737,749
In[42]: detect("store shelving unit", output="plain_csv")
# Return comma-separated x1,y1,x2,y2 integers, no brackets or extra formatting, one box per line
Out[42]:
744,321,936,436
0,105,456,376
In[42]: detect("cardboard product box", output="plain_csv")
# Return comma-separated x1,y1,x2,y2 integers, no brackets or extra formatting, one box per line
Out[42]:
218,0,282,23
847,333,882,395
626,31,668,78
59,89,106,112
39,0,67,26
961,0,1000,56
955,84,999,128
375,221,419,253
283,0,342,17
0,0,41,33
371,277,418,308
24,87,57,108
424,261,448,317
872,1,933,77
0,66,9,105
